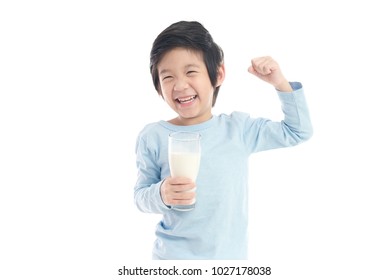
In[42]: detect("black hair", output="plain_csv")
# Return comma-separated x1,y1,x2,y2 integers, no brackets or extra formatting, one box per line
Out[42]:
150,21,224,106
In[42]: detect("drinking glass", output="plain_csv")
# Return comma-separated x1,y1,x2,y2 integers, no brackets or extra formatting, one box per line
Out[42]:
168,132,201,211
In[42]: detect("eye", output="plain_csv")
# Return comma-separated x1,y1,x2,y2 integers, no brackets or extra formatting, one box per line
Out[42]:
187,70,197,75
162,75,173,81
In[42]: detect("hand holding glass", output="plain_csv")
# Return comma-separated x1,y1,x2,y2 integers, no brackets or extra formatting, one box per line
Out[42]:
168,132,201,211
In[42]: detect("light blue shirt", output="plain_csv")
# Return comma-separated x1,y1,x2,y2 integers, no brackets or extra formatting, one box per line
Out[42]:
134,82,313,259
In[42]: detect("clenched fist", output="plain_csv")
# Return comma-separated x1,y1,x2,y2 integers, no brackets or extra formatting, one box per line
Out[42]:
248,56,293,92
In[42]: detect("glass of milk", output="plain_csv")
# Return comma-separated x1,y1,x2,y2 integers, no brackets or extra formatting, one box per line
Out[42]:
168,132,201,211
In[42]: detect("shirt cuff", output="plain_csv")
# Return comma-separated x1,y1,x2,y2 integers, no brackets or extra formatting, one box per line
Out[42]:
277,81,303,94
158,179,172,210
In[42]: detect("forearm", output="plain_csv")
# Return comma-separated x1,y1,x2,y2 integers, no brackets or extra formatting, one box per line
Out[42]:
277,82,313,142
275,80,293,92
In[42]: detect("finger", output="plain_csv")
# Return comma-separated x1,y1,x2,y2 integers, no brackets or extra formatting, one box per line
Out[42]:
172,183,196,193
171,198,196,206
250,56,277,75
164,191,196,205
169,176,193,185
247,65,256,75
248,65,268,79
171,193,196,205
163,179,196,192
172,191,196,200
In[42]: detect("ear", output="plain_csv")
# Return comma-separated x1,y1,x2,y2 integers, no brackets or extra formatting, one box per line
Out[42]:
215,64,225,87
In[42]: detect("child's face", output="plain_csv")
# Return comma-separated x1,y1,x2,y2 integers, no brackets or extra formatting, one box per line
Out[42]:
158,47,224,125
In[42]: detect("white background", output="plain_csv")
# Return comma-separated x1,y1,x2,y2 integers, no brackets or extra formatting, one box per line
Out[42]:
1,0,388,279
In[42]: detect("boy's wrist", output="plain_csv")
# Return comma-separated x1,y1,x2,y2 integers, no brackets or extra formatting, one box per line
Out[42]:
275,81,293,92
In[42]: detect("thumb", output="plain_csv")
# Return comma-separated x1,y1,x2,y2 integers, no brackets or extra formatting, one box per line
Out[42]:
248,65,263,79
247,65,256,75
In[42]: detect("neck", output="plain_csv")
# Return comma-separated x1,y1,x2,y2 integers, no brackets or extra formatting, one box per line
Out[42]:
169,114,212,126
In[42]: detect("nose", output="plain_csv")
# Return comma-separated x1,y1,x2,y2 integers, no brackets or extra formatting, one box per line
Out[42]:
173,76,189,92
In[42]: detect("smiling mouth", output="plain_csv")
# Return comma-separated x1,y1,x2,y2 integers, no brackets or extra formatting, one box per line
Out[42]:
176,95,197,104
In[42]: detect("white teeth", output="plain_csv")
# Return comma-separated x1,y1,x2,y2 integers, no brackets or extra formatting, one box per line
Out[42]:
177,96,196,103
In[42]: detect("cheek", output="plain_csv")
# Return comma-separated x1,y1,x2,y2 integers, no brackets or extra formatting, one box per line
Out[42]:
159,85,170,99
161,92,169,101
161,90,175,105
201,84,215,99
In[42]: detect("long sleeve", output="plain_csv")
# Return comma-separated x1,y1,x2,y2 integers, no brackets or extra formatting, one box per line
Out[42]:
134,135,170,214
243,82,313,153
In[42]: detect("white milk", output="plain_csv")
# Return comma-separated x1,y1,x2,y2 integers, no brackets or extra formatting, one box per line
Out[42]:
169,152,201,181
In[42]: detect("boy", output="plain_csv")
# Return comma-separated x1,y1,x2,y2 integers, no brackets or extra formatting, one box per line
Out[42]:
134,21,313,260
